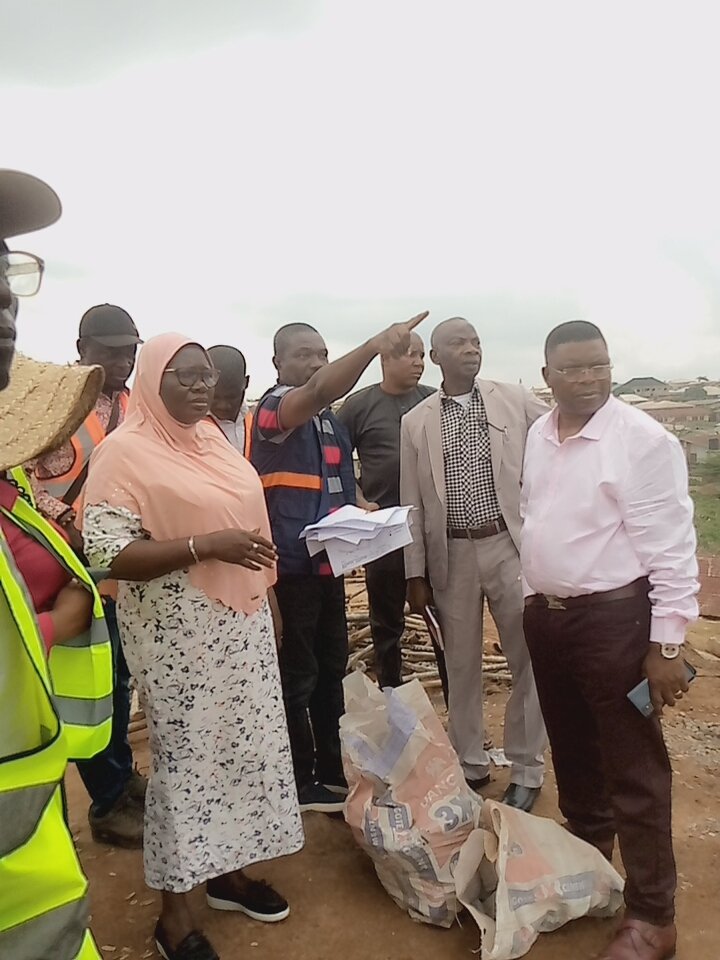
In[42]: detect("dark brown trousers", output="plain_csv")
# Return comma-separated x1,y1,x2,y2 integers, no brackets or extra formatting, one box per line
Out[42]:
523,591,676,925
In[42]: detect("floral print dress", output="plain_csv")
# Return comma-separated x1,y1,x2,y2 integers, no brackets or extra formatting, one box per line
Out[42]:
83,504,304,893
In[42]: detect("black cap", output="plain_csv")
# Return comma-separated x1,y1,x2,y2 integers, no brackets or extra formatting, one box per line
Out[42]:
79,304,143,347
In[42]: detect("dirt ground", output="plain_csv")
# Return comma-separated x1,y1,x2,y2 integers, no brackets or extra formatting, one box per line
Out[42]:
69,622,720,960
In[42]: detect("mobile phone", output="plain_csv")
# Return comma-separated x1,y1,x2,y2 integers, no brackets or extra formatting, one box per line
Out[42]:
627,661,696,718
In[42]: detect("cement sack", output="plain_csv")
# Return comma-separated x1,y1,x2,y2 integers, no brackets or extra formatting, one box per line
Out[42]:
454,800,625,959
341,673,481,927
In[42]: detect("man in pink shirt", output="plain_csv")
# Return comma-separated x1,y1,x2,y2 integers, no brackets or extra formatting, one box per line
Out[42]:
521,321,698,960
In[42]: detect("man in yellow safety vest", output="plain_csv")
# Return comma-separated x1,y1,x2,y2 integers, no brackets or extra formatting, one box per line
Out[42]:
0,167,114,960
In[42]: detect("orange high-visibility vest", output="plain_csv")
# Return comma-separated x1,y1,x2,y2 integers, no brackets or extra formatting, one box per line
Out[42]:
242,410,253,459
206,411,254,458
39,392,129,510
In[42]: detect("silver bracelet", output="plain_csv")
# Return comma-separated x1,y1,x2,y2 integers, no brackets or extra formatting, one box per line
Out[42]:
188,536,200,564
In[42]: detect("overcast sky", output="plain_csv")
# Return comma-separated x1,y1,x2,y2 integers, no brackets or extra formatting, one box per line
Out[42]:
5,0,720,392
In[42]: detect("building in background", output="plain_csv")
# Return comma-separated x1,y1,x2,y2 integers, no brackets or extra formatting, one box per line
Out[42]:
613,376,669,398
634,399,719,430
534,374,720,468
679,432,720,466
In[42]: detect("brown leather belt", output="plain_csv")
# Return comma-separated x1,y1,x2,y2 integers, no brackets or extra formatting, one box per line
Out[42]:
447,517,508,540
525,577,649,611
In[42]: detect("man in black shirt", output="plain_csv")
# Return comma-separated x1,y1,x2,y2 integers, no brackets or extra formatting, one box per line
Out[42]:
338,334,435,688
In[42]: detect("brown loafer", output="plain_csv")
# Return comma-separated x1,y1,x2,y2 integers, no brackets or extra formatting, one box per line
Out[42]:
599,918,677,960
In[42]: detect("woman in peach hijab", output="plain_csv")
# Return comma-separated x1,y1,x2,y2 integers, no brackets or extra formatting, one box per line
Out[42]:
82,334,303,960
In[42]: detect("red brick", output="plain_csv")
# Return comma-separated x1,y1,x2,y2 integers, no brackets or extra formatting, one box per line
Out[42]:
697,554,720,618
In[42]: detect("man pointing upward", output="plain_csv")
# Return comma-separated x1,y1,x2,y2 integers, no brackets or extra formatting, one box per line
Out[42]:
251,311,428,814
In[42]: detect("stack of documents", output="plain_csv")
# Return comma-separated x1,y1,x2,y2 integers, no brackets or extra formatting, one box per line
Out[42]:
300,504,414,577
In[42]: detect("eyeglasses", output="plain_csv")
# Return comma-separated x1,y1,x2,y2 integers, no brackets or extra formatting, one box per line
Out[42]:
165,367,220,388
0,251,45,297
549,363,613,383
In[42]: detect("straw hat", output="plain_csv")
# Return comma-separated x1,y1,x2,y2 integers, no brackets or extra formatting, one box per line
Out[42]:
0,354,104,472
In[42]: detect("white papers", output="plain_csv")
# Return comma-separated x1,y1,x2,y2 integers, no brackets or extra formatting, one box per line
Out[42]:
488,747,512,768
300,504,413,577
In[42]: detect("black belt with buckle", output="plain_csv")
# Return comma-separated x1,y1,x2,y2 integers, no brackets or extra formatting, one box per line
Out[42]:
447,517,508,540
524,577,650,611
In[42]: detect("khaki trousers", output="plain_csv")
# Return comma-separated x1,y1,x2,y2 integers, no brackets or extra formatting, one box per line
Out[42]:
434,532,546,787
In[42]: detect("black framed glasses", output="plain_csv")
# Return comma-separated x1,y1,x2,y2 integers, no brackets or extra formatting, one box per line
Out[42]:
165,367,220,388
549,363,613,383
0,251,45,297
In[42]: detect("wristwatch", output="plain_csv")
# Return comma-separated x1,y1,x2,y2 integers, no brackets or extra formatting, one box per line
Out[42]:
660,643,681,660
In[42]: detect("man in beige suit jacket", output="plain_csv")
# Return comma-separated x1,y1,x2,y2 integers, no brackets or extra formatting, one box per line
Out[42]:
400,317,548,811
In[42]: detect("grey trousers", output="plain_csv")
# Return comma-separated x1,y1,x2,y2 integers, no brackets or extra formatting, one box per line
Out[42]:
434,532,546,787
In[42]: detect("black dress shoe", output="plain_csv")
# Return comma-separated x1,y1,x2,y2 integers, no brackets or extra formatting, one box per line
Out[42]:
501,783,540,812
466,774,491,793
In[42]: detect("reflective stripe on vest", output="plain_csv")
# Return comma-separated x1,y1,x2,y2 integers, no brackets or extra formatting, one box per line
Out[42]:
7,467,36,508
0,784,99,960
1,498,113,761
260,471,323,491
0,554,67,793
0,899,98,960
39,393,128,504
0,782,55,856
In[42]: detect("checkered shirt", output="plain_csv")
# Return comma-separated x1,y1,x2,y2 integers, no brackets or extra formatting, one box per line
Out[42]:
440,383,502,529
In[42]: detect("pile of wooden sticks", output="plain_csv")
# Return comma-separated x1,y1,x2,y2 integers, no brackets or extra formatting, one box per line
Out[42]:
344,573,512,689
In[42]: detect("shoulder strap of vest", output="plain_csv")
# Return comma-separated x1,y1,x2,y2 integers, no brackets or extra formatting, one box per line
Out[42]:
7,467,37,509
0,505,101,611
61,394,123,508
105,393,123,435
60,462,89,508
243,411,254,458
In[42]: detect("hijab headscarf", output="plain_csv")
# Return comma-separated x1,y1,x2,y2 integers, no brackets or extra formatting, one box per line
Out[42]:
83,333,275,615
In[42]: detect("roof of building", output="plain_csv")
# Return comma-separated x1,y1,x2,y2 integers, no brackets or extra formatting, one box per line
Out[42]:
615,377,668,392
616,393,647,405
678,431,720,446
636,400,696,411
